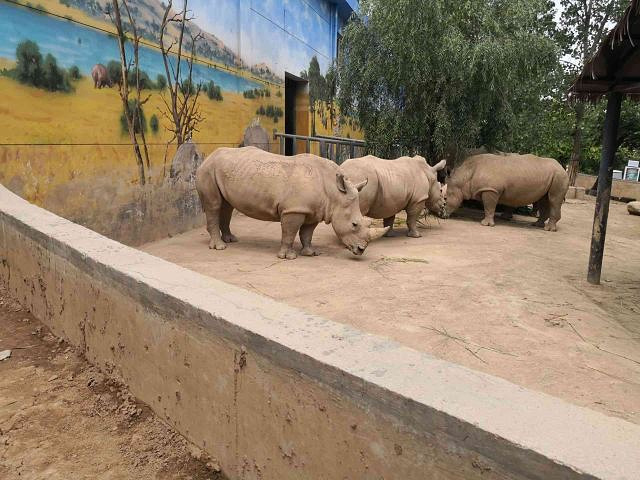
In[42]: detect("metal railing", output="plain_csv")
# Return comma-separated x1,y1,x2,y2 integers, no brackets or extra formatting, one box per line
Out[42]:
273,132,366,164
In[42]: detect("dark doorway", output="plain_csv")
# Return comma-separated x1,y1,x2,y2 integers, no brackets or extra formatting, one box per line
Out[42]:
284,73,308,155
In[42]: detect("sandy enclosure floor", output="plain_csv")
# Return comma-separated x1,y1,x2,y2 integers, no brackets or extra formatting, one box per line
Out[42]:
142,199,640,424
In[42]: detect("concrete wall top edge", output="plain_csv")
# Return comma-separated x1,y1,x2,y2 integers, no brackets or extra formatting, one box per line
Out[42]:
1,184,639,480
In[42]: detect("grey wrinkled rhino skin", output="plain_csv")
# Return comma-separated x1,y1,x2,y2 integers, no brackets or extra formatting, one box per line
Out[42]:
444,153,569,231
195,147,389,260
341,155,447,238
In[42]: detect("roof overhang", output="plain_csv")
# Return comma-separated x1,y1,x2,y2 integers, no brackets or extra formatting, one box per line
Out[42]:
569,1,640,102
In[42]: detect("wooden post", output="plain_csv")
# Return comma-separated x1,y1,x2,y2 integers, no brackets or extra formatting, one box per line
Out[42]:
349,144,355,159
587,92,622,285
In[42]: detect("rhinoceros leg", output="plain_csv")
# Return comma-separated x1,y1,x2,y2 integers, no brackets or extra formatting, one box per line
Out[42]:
299,222,320,256
406,204,424,237
546,194,563,232
383,216,401,237
220,200,238,243
278,213,306,260
197,176,227,250
480,191,498,227
501,206,514,220
533,195,550,228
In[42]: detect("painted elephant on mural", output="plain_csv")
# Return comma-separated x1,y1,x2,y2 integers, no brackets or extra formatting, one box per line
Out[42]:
91,64,112,89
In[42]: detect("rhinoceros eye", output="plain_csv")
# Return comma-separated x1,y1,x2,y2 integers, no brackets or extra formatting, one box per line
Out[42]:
352,222,359,228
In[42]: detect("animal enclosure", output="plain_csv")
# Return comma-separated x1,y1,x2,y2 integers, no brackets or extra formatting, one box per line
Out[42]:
143,198,640,425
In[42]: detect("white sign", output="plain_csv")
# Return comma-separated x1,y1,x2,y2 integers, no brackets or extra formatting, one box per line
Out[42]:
628,160,639,168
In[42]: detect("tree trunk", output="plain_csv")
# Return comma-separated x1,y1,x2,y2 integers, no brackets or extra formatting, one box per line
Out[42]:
567,102,585,186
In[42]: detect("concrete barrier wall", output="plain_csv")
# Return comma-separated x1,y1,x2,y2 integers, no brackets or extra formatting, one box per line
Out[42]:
1,184,639,480
576,173,640,200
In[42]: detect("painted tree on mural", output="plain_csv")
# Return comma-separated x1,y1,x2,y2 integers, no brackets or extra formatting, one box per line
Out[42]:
336,0,558,161
158,0,204,147
109,0,151,186
301,56,328,136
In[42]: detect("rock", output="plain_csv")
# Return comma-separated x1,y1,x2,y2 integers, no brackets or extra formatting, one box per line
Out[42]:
0,350,11,361
47,374,59,382
627,201,640,216
242,121,270,151
575,187,586,200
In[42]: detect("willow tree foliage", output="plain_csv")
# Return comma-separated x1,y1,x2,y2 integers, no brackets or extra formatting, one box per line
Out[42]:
336,0,558,161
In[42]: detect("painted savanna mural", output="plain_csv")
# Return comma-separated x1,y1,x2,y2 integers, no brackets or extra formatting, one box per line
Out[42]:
0,0,356,244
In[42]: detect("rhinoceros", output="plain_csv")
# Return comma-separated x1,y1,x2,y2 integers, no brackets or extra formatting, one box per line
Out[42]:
91,64,112,89
443,153,569,231
340,155,447,238
195,147,389,259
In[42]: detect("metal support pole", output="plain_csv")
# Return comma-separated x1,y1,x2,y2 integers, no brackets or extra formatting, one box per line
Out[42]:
306,139,311,154
587,92,622,285
279,136,285,156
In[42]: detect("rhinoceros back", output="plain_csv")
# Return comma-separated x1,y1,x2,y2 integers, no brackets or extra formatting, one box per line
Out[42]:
341,156,431,218
198,147,333,222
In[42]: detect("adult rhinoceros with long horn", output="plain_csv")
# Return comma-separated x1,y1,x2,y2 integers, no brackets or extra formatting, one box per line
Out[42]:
443,153,569,231
195,147,389,259
340,155,447,238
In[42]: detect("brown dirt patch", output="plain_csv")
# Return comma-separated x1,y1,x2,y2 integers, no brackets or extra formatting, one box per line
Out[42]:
0,290,227,480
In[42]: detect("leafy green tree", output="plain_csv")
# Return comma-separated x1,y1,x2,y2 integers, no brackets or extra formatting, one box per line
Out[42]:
150,113,159,133
69,65,82,80
107,60,122,86
206,81,223,101
15,40,43,86
156,74,167,90
301,56,327,135
557,0,627,184
42,53,70,92
336,0,558,161
120,98,147,134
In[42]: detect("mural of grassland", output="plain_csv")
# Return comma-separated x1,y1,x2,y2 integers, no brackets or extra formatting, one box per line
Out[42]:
0,0,357,244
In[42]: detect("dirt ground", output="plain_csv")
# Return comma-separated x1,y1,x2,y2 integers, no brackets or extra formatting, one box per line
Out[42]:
142,198,640,425
0,289,227,480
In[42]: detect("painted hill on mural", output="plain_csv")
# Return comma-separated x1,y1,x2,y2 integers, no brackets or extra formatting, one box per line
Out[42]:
52,0,283,83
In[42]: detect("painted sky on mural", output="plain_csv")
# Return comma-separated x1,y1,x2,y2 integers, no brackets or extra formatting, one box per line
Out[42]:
181,0,334,75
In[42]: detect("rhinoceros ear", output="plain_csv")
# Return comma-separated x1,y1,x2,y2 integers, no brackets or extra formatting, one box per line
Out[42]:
336,173,347,194
354,178,368,192
433,159,447,171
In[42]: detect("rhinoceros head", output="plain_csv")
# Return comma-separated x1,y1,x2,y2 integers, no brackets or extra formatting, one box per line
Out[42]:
427,181,448,218
333,173,389,255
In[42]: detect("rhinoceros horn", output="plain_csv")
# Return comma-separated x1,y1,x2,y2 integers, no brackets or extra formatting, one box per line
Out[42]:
368,226,390,241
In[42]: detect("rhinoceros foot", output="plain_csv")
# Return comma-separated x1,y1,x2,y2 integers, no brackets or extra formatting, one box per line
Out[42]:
209,240,227,250
544,222,558,232
300,247,321,256
532,219,546,228
278,248,298,260
222,233,239,243
407,230,422,238
383,228,402,237
480,218,495,227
